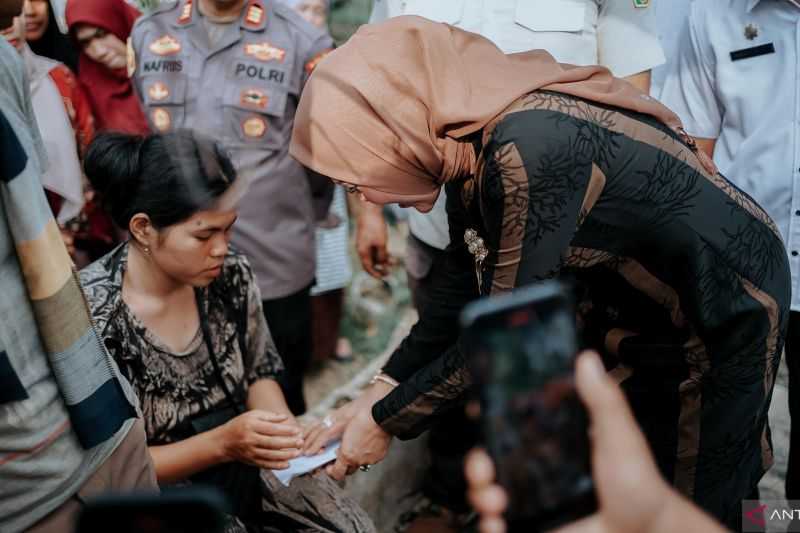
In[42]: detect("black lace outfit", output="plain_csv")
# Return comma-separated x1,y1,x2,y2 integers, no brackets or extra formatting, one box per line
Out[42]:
371,90,791,527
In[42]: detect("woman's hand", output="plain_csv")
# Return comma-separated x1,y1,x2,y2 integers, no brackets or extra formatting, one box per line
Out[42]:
217,410,304,470
325,407,392,481
303,380,396,455
465,351,727,533
356,201,391,278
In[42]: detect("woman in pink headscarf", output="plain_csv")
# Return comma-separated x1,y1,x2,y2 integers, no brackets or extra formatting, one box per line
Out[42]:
293,16,790,529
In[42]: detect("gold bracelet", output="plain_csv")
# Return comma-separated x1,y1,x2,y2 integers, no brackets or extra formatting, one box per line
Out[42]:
370,372,399,388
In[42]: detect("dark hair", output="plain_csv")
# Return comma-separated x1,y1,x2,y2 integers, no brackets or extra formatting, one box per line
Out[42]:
84,130,237,229
28,1,80,74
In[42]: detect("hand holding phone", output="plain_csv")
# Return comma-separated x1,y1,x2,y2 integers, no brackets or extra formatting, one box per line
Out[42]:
461,282,596,531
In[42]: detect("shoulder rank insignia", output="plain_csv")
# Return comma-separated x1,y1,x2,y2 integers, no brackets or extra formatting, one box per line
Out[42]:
240,88,268,109
148,82,170,102
178,0,193,24
126,36,136,78
745,23,759,40
632,0,649,7
245,2,264,27
149,35,182,56
244,42,286,62
305,49,332,75
242,116,267,138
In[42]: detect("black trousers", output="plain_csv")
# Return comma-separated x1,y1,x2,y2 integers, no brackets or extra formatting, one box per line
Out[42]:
786,311,800,499
262,285,312,416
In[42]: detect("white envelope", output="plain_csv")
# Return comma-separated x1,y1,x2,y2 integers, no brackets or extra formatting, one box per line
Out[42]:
272,441,341,487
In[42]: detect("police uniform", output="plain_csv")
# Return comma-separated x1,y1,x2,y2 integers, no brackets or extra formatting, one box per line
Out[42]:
130,0,333,414
659,0,800,504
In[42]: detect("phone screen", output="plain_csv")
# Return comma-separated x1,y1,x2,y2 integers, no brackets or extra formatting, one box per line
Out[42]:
463,283,595,529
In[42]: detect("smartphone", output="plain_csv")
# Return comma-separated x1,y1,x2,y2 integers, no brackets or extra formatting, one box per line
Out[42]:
461,281,596,531
76,486,228,533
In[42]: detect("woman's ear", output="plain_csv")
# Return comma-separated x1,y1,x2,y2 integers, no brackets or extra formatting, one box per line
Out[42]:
129,213,153,248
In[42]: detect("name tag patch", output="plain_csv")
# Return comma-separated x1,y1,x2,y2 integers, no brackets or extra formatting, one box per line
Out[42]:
730,43,775,61
234,63,285,83
244,42,286,63
143,60,183,73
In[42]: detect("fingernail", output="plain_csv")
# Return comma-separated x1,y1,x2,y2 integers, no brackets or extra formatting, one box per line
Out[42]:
580,351,605,382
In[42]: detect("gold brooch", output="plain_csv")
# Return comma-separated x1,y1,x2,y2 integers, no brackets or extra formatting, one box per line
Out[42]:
465,229,488,293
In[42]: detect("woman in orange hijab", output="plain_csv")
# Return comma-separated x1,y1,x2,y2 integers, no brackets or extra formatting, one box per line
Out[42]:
292,16,789,529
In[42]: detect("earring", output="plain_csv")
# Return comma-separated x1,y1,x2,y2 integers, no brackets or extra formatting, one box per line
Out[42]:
143,246,150,255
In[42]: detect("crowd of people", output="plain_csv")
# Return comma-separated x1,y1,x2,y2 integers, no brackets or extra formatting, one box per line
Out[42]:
0,0,798,532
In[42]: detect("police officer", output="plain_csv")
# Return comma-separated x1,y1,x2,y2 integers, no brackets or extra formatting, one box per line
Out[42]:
660,0,800,509
129,0,333,415
348,2,666,531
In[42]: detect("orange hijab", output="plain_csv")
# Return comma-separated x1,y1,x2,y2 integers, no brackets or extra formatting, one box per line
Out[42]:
290,16,707,211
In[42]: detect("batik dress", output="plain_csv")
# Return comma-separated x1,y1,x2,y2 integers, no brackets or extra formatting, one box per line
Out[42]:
371,90,791,527
80,244,376,533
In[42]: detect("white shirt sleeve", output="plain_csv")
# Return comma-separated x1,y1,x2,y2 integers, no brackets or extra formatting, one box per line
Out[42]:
369,0,402,23
597,0,665,78
658,2,723,139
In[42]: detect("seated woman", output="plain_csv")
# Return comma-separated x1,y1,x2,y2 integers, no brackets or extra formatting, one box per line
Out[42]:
291,17,791,529
80,131,375,533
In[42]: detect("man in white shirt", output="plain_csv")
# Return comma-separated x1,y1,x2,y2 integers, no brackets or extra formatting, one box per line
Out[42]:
660,0,800,500
650,0,692,97
352,1,665,530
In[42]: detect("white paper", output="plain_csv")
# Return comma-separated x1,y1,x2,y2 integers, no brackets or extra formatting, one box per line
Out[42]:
272,441,341,487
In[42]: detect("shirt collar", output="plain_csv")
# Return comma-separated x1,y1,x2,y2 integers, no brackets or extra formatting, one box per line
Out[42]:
172,0,270,31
